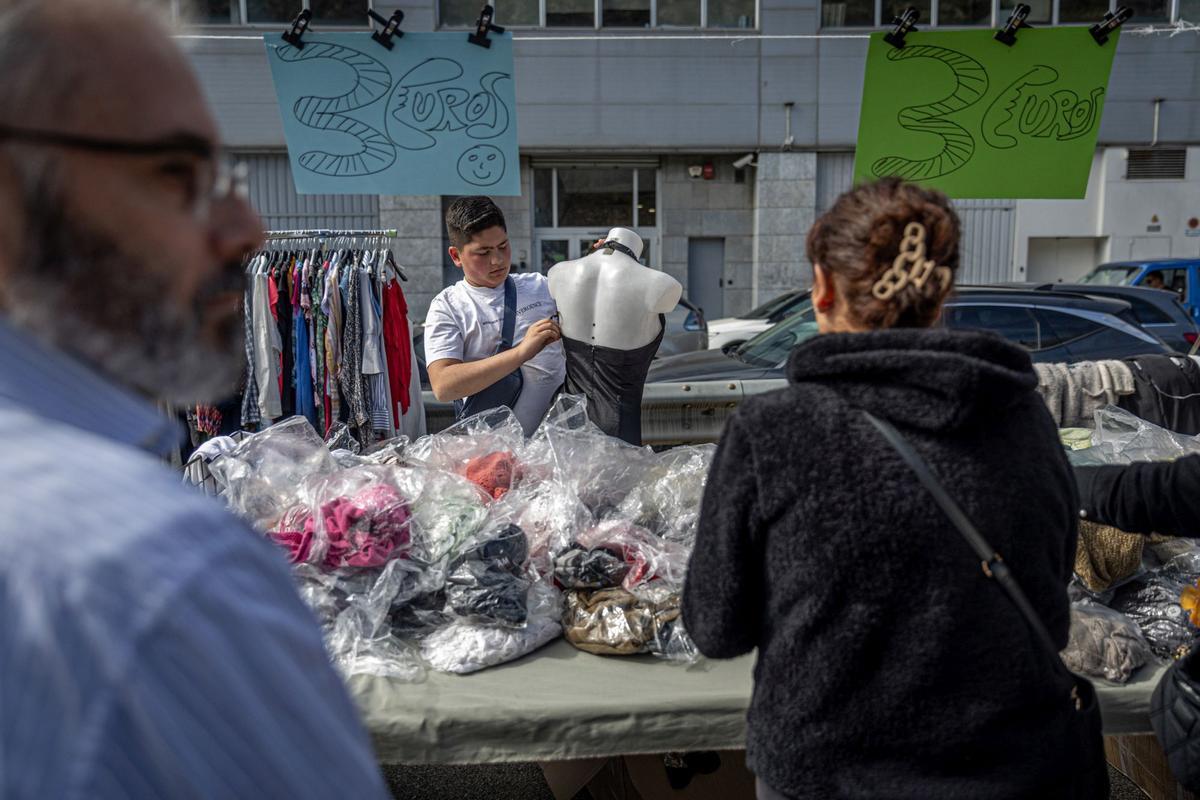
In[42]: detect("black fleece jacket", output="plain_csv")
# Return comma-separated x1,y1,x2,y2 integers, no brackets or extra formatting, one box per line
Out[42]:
682,329,1107,800
1076,455,1200,537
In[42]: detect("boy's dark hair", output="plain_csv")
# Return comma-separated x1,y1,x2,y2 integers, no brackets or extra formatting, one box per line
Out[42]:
445,196,507,249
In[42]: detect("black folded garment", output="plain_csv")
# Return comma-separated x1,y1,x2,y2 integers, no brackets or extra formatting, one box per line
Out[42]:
554,544,629,589
444,524,531,628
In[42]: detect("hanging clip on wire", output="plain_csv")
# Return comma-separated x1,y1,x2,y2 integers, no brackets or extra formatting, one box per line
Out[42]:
994,3,1033,46
369,9,405,50
1089,7,1133,44
884,7,920,49
282,9,312,49
468,4,505,48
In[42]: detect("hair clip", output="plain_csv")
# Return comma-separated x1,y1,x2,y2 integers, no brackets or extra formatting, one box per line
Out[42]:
871,222,951,301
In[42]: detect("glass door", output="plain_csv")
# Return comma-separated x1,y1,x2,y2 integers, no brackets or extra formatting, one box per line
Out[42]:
537,230,657,274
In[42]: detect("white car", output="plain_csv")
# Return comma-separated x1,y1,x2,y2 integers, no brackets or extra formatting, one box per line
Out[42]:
706,290,810,350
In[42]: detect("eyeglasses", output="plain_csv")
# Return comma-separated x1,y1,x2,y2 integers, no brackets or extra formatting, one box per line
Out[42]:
0,124,249,222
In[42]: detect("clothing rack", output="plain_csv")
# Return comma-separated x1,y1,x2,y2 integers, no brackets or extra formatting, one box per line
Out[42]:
265,229,399,240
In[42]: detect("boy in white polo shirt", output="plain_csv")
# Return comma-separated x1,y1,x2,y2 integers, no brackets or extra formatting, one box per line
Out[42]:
424,197,566,436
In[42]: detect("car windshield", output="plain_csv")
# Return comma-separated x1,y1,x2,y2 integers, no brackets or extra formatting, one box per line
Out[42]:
1080,264,1140,286
733,297,818,366
738,290,801,320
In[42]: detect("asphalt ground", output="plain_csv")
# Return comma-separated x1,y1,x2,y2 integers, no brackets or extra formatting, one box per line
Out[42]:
382,762,1149,799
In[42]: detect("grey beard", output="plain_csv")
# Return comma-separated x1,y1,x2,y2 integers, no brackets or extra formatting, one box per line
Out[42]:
5,166,246,405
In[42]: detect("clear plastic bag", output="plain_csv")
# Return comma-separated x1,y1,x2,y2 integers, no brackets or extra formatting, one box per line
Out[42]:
525,395,657,517
443,523,533,628
613,445,715,548
420,582,564,674
573,519,692,592
1087,406,1200,464
269,466,413,571
1109,563,1200,659
294,557,432,681
1060,601,1153,683
325,422,362,455
562,585,682,657
494,480,591,578
404,468,491,564
209,416,338,531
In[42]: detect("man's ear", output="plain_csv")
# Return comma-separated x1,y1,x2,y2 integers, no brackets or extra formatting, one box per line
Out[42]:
448,246,464,268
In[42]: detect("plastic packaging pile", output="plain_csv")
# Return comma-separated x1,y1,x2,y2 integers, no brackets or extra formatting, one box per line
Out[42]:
206,397,714,680
1060,407,1200,680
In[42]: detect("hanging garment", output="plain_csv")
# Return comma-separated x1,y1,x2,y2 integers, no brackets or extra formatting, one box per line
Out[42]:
340,254,370,431
250,271,282,420
360,256,392,437
1073,520,1144,592
382,277,413,421
324,252,345,433
562,317,664,445
310,257,328,435
275,261,295,418
240,282,262,429
1119,355,1200,435
294,297,316,428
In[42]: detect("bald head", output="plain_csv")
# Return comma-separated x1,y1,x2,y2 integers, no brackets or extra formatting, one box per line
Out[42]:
0,0,215,141
0,0,263,405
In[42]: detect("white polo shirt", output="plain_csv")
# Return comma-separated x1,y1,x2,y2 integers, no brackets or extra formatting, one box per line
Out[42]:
424,272,567,435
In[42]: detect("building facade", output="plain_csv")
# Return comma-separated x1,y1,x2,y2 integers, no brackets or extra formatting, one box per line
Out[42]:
178,0,1200,319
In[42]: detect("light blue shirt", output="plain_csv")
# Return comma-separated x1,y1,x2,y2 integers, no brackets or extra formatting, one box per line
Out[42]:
0,320,390,800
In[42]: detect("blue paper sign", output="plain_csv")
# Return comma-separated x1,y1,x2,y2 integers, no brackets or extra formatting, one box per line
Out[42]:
263,32,519,196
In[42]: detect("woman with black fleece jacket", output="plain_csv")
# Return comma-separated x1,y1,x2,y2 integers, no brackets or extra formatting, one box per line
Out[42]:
682,178,1108,800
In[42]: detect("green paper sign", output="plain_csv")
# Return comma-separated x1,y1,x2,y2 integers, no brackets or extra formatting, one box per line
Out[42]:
854,28,1119,199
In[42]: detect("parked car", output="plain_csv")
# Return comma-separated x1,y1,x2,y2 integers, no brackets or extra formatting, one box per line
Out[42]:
1032,282,1199,353
705,290,810,351
413,297,708,387
659,297,708,357
1080,259,1200,324
647,287,1174,384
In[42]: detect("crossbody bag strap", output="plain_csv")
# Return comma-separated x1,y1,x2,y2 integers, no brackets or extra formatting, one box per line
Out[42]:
500,276,517,352
863,411,1065,663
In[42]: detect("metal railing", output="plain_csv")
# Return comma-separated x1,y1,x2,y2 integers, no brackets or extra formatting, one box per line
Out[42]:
423,378,787,445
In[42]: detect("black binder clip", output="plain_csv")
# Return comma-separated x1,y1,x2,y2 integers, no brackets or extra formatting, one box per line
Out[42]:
883,7,920,50
368,9,405,50
1089,6,1133,45
994,3,1033,46
468,4,505,49
282,9,311,49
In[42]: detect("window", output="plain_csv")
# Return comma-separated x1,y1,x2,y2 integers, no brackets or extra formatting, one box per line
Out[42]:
548,0,596,26
945,305,1041,349
439,0,755,27
534,166,657,228
825,0,1188,26
1126,148,1187,180
440,0,540,25
1121,298,1175,326
1034,309,1102,347
168,0,370,25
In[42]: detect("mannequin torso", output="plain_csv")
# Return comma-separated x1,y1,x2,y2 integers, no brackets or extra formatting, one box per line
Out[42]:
547,229,682,351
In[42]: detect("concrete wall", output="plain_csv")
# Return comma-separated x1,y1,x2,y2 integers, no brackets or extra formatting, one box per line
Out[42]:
1012,147,1200,283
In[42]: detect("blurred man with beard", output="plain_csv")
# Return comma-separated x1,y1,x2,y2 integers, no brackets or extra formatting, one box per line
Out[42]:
0,2,390,798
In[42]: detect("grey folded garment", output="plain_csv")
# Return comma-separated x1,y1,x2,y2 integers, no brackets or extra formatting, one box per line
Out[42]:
1060,603,1152,683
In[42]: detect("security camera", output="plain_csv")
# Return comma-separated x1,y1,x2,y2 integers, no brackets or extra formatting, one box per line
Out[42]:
733,153,757,170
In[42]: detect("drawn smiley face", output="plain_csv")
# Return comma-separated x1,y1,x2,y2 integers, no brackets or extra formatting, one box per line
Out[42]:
457,145,505,186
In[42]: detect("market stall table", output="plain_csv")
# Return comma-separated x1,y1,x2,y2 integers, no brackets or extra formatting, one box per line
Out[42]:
349,640,1170,765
